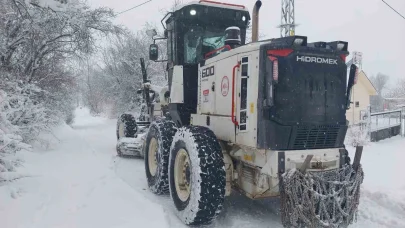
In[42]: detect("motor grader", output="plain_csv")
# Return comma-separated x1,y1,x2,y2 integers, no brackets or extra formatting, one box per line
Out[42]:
116,58,170,157
116,0,364,227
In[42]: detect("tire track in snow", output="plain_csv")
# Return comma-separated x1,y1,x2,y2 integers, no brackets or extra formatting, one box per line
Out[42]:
114,156,285,228
112,156,184,227
69,110,170,227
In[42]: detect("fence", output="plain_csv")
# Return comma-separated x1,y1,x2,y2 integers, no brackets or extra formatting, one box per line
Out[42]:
366,107,404,142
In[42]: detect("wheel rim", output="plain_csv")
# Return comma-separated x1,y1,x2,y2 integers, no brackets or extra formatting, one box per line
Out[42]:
148,137,158,176
118,122,125,138
174,149,191,202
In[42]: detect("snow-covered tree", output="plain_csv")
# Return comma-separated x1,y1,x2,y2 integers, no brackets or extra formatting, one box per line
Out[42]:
386,79,405,99
0,0,119,178
1,0,121,81
82,24,167,117
25,0,74,10
370,73,389,96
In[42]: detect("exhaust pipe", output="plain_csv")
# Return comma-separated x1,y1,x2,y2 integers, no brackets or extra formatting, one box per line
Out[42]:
251,0,262,42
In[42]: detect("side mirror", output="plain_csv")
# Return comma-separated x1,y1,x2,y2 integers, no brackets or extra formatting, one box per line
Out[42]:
149,44,159,61
346,64,358,109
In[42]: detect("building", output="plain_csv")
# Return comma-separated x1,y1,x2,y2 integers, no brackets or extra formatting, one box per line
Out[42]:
382,98,405,110
346,70,377,125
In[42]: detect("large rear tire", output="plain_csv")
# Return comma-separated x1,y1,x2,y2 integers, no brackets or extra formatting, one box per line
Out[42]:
116,113,138,139
169,126,226,225
144,120,177,194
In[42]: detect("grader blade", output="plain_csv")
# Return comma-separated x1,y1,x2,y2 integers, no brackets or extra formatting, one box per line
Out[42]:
116,135,146,157
280,150,364,228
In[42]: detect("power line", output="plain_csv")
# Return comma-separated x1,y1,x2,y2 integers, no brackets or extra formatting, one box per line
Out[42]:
116,0,153,16
382,0,405,20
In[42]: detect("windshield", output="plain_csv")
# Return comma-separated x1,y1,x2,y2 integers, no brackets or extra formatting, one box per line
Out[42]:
184,26,225,64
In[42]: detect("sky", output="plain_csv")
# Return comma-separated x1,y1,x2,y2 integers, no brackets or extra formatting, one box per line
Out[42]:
87,0,405,87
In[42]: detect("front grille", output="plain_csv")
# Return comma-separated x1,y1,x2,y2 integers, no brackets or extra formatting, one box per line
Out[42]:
292,125,340,149
242,165,256,184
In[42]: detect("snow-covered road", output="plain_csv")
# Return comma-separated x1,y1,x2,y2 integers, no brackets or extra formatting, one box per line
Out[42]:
1,108,404,228
0,109,169,228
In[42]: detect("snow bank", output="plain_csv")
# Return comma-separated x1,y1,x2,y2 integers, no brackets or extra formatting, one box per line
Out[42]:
348,136,405,190
0,108,169,228
0,130,32,182
347,136,405,227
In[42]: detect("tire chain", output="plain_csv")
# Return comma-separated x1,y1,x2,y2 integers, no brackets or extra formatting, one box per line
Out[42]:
280,165,364,228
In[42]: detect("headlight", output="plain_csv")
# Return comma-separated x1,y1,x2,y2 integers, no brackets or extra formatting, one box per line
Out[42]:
294,38,304,46
190,9,196,16
337,43,345,50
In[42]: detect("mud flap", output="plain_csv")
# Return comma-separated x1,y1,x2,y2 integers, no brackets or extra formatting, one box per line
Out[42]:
280,155,364,227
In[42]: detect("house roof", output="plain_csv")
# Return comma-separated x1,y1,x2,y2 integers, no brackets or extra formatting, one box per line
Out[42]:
361,70,378,93
358,70,377,95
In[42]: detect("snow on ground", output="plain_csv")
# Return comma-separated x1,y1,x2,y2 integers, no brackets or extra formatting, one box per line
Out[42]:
0,108,168,228
347,138,405,228
1,107,404,228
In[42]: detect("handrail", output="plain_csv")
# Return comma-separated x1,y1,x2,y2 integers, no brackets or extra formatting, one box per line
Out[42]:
160,12,172,30
232,62,240,126
371,109,402,116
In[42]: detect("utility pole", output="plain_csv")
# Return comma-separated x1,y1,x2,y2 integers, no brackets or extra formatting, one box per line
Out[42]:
279,0,296,37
